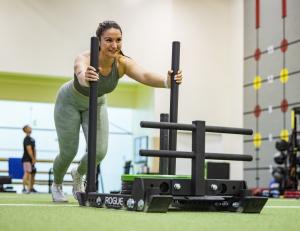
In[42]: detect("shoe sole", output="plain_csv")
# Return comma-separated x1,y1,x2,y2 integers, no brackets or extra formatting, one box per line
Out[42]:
52,200,69,203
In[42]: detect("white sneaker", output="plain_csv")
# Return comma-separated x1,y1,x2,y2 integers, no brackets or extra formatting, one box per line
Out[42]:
71,167,85,200
51,183,68,203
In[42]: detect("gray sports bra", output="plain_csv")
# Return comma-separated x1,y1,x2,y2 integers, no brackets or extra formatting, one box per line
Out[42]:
73,59,119,97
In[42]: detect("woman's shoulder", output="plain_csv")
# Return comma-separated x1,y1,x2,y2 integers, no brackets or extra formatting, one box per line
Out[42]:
81,50,90,60
117,54,130,64
117,55,133,77
75,50,90,64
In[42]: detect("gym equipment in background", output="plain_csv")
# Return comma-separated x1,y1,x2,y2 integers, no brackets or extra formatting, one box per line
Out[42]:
0,158,21,193
271,107,300,197
0,176,12,193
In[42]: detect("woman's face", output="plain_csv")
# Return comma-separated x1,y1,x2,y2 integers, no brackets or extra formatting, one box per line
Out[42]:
100,28,122,58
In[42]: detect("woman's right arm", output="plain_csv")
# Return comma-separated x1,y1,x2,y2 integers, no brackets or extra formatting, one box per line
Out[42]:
74,51,98,87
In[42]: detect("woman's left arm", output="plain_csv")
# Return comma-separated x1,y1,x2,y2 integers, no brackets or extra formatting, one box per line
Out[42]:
121,57,182,88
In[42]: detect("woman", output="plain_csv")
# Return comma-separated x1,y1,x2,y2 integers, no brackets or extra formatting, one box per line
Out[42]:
52,20,183,202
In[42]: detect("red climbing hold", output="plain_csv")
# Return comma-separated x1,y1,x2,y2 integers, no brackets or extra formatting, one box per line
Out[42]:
254,48,261,61
280,99,289,112
280,39,288,53
254,104,262,118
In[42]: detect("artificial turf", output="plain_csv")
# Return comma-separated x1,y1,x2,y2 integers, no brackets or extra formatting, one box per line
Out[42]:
0,193,299,231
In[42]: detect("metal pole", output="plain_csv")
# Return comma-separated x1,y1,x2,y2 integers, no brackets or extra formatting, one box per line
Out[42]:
48,168,53,194
96,164,100,192
191,120,206,196
141,121,253,135
169,41,180,174
86,37,99,193
140,150,253,161
159,113,169,174
141,121,194,131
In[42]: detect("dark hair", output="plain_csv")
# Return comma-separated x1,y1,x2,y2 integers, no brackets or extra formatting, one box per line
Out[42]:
22,125,29,132
96,20,122,38
96,20,125,56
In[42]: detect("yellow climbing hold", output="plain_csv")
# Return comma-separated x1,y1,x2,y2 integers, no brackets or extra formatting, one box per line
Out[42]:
280,129,289,142
253,132,262,148
280,68,289,83
253,75,262,90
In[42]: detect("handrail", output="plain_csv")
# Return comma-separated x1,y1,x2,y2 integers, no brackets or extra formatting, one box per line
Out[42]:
0,157,80,164
140,150,253,161
10,180,73,186
0,169,72,175
140,121,253,135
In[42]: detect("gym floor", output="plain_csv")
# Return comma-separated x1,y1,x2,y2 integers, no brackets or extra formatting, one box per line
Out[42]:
0,193,299,231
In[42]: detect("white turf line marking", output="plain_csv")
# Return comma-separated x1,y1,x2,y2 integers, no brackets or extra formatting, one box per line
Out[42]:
0,203,77,207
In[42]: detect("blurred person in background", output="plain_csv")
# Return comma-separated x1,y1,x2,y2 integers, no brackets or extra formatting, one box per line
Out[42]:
22,125,38,193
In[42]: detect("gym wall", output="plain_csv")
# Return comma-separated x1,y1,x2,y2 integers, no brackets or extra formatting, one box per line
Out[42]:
153,0,244,178
243,0,300,187
0,0,244,179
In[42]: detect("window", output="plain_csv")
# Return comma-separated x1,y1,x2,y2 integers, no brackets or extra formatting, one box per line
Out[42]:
0,100,134,193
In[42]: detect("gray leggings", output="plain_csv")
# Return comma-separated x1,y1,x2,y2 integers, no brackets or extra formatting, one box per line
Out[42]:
53,81,108,184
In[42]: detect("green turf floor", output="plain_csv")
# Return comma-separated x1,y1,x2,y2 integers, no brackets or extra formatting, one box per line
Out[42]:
0,193,299,231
